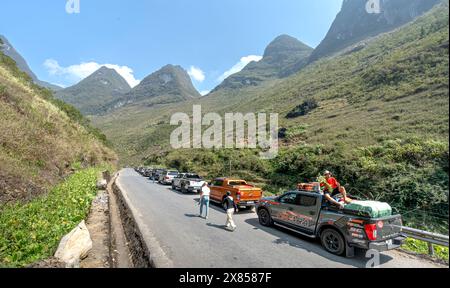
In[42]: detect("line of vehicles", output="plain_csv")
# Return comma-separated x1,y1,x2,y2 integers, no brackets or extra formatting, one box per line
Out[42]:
135,167,262,210
134,167,405,258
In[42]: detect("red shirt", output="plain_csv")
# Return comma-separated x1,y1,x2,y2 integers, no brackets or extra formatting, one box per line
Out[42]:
321,177,339,191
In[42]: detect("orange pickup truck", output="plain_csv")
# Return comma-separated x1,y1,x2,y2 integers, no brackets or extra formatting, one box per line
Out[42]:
209,178,263,211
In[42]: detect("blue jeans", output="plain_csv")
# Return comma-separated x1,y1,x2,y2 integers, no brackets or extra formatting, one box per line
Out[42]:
200,196,210,218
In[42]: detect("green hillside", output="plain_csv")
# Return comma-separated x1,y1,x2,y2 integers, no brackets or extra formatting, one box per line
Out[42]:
92,4,449,231
0,48,117,204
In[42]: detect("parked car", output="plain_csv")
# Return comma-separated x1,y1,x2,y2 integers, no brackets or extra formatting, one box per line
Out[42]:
256,189,405,257
209,178,263,211
150,169,164,181
172,173,205,193
135,167,144,175
142,167,154,177
159,170,179,185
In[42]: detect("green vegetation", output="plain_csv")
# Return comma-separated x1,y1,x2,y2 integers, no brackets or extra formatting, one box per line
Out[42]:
0,49,116,204
0,52,110,146
0,168,102,267
402,239,449,261
286,99,318,118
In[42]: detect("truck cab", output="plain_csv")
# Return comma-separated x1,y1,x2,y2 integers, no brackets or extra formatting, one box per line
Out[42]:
257,189,405,257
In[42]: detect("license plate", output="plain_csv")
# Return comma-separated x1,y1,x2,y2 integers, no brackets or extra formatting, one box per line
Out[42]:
247,201,254,204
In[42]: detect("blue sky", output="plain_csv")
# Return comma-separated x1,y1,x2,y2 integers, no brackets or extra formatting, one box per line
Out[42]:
0,0,342,93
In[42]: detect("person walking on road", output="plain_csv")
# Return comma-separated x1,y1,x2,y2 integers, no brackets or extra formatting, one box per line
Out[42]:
224,191,238,232
199,182,210,219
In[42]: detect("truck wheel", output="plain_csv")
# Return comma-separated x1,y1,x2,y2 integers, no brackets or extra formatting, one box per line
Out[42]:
321,229,345,256
181,185,187,194
258,209,273,227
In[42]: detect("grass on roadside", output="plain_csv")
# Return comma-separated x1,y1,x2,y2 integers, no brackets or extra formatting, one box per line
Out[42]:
402,238,449,262
0,168,103,268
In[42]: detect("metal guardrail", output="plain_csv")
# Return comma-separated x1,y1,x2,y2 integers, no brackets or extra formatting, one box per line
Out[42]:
401,226,449,256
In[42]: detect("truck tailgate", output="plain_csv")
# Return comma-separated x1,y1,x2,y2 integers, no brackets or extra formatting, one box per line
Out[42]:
371,215,403,241
238,188,263,201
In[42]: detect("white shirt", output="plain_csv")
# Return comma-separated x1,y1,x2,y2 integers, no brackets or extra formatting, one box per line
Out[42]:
201,186,210,197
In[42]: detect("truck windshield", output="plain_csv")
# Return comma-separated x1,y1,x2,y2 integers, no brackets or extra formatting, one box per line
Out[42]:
228,181,247,186
187,174,201,179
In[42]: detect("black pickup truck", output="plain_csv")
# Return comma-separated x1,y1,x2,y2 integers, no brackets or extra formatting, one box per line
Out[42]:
256,190,405,257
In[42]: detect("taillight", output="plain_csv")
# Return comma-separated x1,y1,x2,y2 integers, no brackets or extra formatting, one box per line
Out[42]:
364,224,378,241
165,176,169,180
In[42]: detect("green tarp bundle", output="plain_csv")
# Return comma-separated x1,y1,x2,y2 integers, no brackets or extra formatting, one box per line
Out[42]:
344,201,392,218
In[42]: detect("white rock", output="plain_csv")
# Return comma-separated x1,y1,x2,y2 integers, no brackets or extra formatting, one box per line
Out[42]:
96,179,107,190
55,221,93,268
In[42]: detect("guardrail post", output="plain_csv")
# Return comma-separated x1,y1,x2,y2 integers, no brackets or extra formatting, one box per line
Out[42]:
428,243,435,256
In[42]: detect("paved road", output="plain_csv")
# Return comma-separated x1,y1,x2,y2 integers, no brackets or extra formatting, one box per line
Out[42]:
116,169,443,268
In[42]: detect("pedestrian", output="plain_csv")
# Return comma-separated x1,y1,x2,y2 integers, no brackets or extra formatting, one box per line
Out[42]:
224,191,237,232
199,182,210,219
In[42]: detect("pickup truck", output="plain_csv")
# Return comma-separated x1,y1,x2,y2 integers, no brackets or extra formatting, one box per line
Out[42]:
172,173,205,193
256,189,405,257
209,178,263,211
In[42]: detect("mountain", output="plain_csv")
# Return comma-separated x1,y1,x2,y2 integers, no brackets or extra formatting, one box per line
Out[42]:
213,35,313,92
309,0,441,62
0,49,116,204
55,67,131,115
0,35,62,91
108,64,201,110
92,2,448,168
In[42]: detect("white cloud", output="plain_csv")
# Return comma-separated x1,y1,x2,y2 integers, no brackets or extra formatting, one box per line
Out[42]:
217,55,263,82
200,90,210,96
43,59,141,88
188,66,205,82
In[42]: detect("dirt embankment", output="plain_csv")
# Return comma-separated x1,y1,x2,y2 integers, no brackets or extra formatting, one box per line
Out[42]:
80,190,111,268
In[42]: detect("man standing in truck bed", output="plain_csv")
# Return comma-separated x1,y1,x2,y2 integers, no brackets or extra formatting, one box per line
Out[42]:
321,170,352,208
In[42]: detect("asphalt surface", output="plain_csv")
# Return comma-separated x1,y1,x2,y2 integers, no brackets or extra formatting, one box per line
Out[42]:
117,169,443,268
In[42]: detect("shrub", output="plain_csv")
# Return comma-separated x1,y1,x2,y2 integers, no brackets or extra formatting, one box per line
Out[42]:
0,84,6,96
286,99,319,118
402,238,449,261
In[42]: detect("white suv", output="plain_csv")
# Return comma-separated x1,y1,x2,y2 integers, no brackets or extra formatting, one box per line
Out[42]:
159,170,179,185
